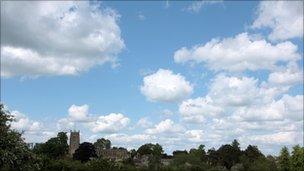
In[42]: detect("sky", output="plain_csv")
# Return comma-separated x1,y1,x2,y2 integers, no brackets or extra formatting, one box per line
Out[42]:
1,1,303,155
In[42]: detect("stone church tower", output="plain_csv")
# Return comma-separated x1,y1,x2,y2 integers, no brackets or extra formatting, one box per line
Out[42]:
69,131,80,156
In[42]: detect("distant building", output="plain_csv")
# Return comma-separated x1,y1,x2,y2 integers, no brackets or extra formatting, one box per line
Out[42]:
69,131,80,156
100,148,130,162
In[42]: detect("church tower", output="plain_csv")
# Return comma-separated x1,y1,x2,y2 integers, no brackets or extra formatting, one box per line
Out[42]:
69,131,80,156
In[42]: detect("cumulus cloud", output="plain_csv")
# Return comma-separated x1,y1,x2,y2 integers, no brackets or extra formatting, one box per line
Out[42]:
185,130,204,142
1,1,124,77
232,94,303,122
241,131,301,146
68,104,91,122
252,1,303,41
145,119,184,134
8,110,56,143
57,104,131,133
89,113,130,133
174,33,300,72
10,110,43,132
57,118,75,131
136,117,153,128
179,74,302,123
141,69,193,102
268,62,303,87
179,97,222,123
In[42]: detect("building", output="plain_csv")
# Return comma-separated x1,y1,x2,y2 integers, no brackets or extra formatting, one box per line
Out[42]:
100,148,130,162
69,131,80,156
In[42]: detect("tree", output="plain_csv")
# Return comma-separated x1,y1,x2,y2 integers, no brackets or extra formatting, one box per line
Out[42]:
207,148,219,167
137,143,164,170
278,146,290,171
0,104,39,170
149,143,163,170
290,145,304,171
94,138,111,150
241,145,265,170
244,145,264,162
217,144,236,169
33,132,68,159
137,143,154,156
93,138,111,157
73,142,97,162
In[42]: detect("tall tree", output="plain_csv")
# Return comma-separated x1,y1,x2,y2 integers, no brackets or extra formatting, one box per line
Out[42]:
290,145,304,171
217,144,236,169
73,142,97,162
278,146,290,171
137,143,154,156
0,104,38,170
33,132,68,159
93,138,111,157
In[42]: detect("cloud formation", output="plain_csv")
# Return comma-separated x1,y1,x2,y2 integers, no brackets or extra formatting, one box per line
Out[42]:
141,69,193,102
252,1,303,41
1,1,124,77
88,113,130,133
174,33,300,72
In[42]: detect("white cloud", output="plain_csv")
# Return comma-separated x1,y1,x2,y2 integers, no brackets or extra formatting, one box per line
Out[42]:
268,62,303,87
179,73,302,124
136,117,153,128
179,97,222,123
141,69,193,102
209,74,260,106
145,119,184,134
89,113,130,133
242,131,301,145
57,118,75,131
105,133,156,150
1,1,124,77
252,1,303,41
68,104,91,122
232,94,303,122
174,33,300,72
185,1,222,13
8,110,56,143
10,110,42,132
106,133,154,144
185,130,204,142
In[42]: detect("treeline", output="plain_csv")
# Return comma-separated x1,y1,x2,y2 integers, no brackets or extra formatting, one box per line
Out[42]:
1,104,304,171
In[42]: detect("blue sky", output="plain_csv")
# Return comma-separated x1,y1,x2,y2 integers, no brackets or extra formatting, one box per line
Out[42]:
1,1,303,155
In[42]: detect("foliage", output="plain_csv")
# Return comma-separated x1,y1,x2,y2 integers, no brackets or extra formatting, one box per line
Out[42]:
73,142,97,163
94,138,111,157
290,145,304,171
0,104,40,170
33,132,69,159
278,146,290,171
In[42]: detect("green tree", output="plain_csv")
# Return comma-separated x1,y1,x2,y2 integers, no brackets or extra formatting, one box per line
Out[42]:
0,104,39,170
137,143,154,156
278,146,290,171
290,145,304,171
217,144,236,169
94,138,111,150
241,145,264,170
73,142,97,163
33,132,68,159
93,138,111,157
